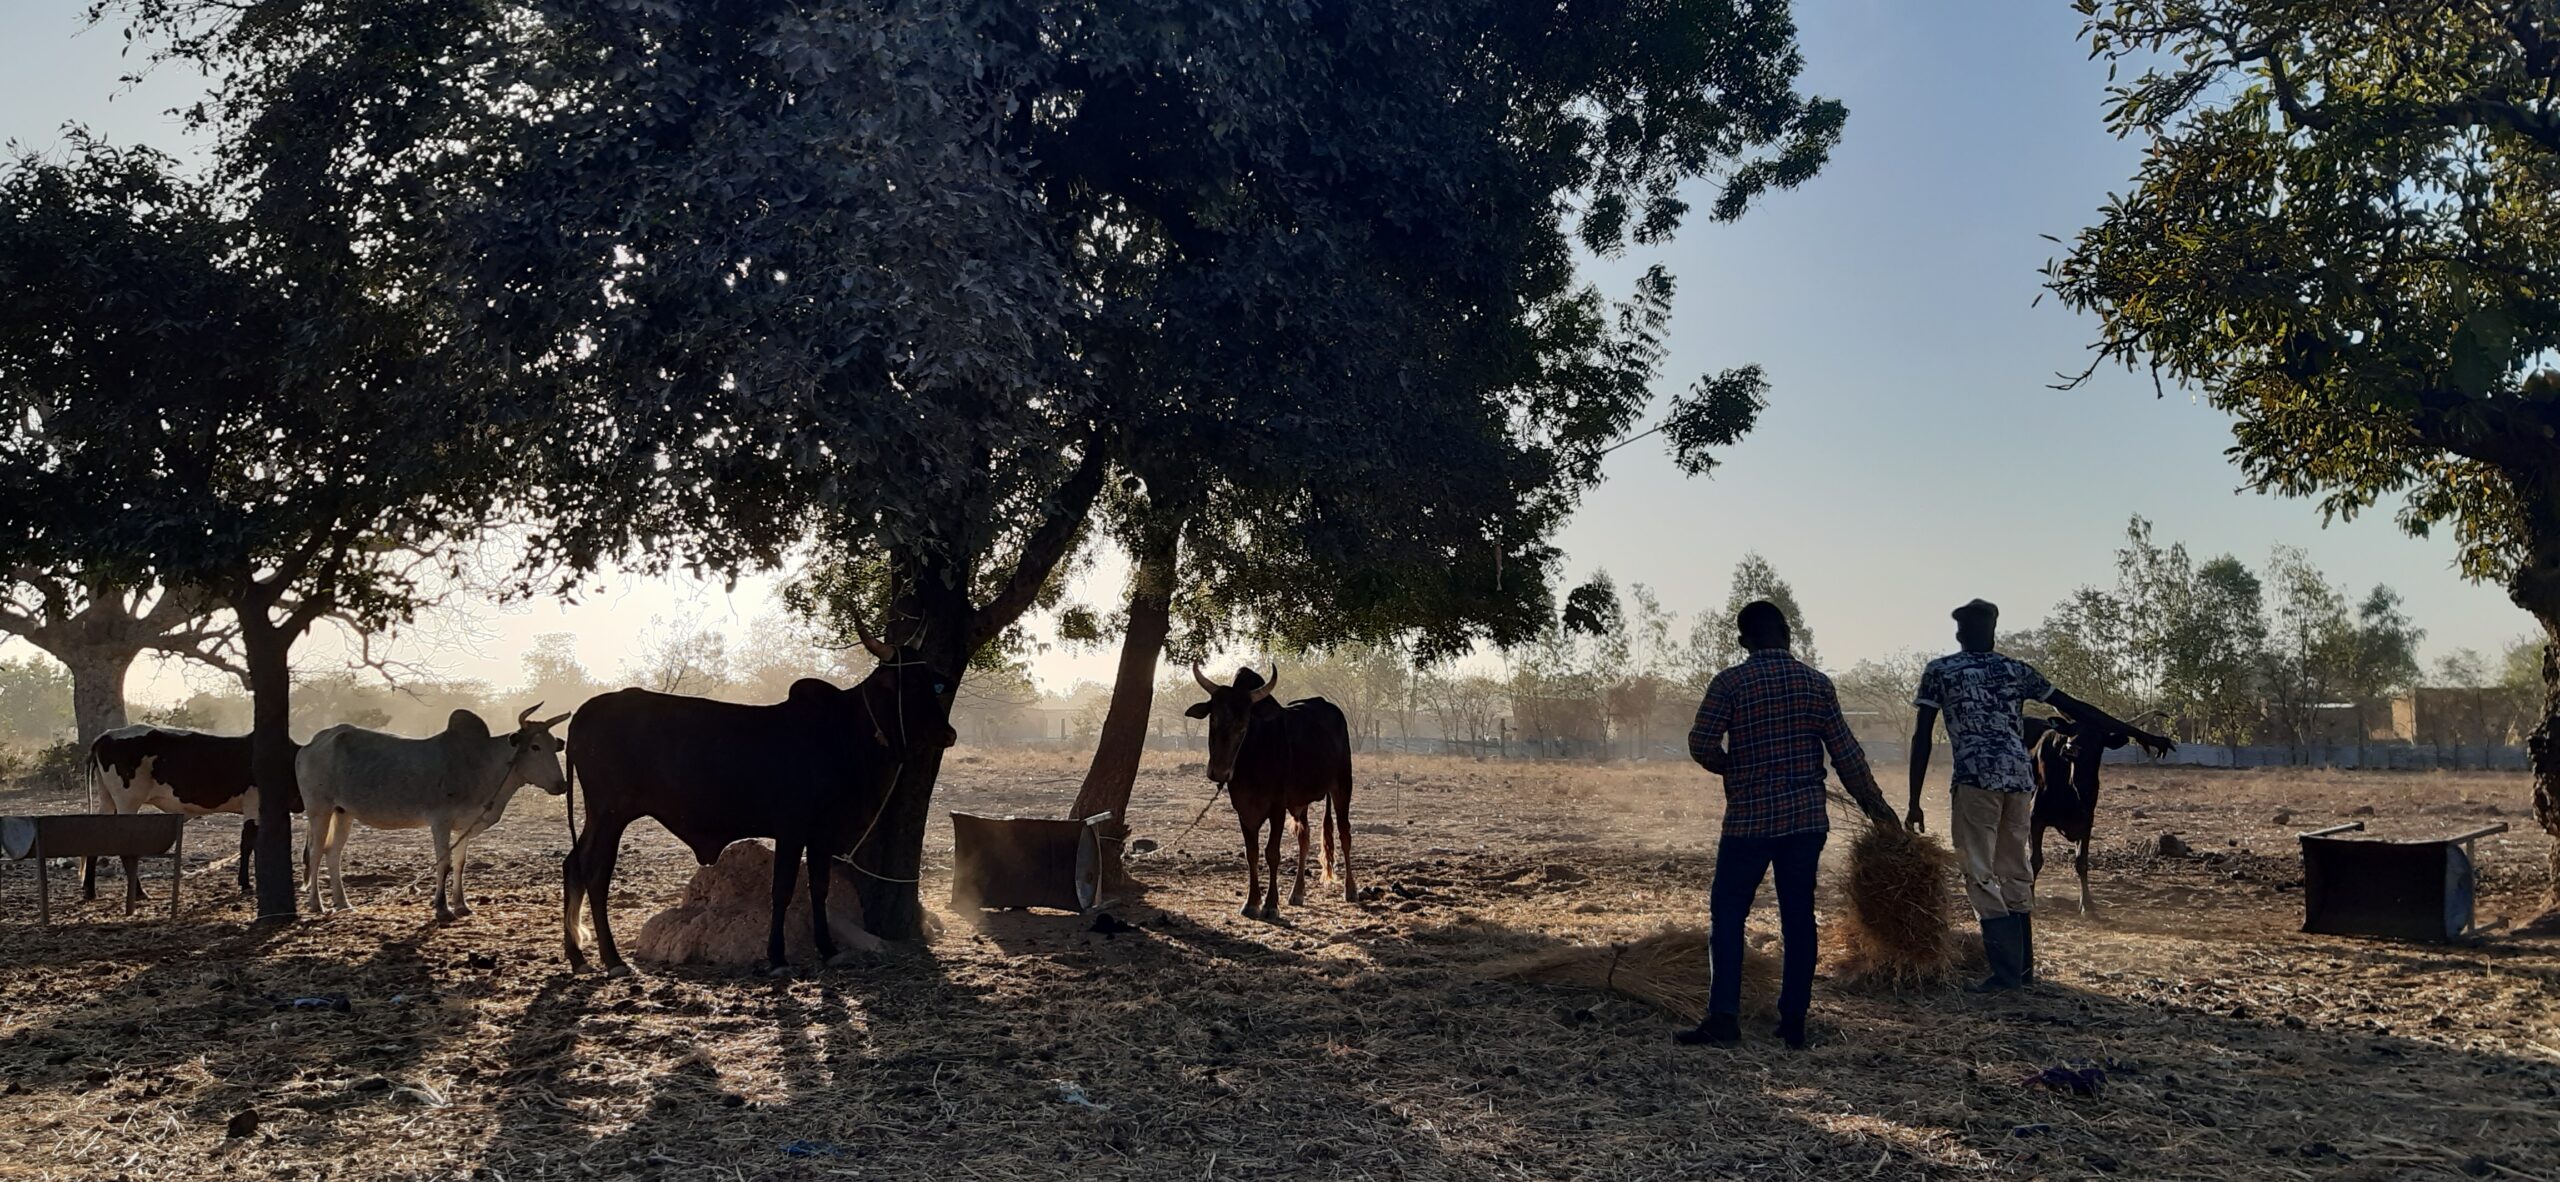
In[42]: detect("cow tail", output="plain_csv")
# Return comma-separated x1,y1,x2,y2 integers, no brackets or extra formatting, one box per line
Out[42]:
563,748,580,853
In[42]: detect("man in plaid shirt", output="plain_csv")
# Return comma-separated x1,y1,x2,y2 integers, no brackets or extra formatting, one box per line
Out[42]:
1677,601,1898,1049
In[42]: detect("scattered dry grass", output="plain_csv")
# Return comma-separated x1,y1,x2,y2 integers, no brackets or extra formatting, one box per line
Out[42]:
0,751,2554,1180
1480,926,1775,1022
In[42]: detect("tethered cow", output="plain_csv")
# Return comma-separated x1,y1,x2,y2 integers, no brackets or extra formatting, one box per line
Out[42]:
561,614,958,976
296,705,571,921
86,726,302,907
1185,663,1356,922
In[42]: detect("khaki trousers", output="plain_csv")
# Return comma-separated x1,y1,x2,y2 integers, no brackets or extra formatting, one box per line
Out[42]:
1953,785,2036,919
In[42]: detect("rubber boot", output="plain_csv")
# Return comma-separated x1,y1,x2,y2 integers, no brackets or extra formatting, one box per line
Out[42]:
1967,914,2027,993
1773,1012,1807,1050
2019,911,2037,986
1675,1013,1742,1046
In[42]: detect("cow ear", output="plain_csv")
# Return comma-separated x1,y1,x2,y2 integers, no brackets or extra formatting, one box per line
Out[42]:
1184,701,1211,719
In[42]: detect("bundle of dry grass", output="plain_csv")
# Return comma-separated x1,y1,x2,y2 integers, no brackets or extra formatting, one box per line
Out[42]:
629,840,884,967
1481,927,1776,1021
1833,822,1960,988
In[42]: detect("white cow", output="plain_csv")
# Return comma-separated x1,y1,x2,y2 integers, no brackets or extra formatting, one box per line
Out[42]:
297,703,571,921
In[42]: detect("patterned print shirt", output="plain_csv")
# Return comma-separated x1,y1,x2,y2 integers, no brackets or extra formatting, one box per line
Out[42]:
1914,650,2056,792
1688,650,1881,839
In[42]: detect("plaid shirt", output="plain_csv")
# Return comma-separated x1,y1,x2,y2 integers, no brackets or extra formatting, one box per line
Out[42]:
1689,649,1882,839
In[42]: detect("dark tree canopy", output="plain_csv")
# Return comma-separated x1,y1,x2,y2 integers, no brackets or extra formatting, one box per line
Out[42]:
98,0,1841,932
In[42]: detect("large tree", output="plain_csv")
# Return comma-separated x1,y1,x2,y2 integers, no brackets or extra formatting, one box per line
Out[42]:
0,134,516,920
1045,0,1837,842
2049,1,2560,912
117,0,1836,935
0,574,239,745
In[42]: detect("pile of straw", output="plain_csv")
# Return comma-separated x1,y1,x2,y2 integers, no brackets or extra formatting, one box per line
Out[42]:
1833,822,1960,988
629,840,883,967
1481,927,1776,1021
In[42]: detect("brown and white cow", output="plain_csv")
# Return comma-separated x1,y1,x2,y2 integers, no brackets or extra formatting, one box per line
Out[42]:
86,726,303,908
1185,663,1356,922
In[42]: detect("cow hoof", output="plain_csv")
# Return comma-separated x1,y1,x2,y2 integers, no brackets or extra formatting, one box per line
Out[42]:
765,963,798,980
603,963,633,979
450,904,474,920
1240,904,1259,919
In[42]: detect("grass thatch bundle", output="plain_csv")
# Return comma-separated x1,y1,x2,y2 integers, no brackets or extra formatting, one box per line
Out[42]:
1481,927,1776,1021
1833,822,1960,988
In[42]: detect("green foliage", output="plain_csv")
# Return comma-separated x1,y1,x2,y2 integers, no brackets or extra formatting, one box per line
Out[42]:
2050,1,2560,604
0,134,509,649
1713,552,1818,669
1561,574,1625,640
0,655,72,744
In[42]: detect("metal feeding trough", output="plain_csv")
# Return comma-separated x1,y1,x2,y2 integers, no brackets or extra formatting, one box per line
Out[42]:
2298,820,2508,942
3,814,188,924
949,811,1114,914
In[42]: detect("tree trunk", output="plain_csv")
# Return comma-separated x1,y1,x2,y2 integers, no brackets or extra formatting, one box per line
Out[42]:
848,573,975,941
243,621,300,923
1069,523,1180,846
62,646,138,748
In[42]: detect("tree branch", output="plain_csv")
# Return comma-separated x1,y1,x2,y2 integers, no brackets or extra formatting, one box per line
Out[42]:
970,442,1108,650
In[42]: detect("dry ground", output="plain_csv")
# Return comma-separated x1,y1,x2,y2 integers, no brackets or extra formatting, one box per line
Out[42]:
1,752,2555,1181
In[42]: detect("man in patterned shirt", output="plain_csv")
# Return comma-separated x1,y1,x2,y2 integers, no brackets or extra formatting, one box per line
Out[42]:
1908,599,2172,992
1678,601,1898,1049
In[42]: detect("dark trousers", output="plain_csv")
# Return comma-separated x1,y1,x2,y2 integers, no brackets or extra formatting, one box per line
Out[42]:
1709,829,1827,1018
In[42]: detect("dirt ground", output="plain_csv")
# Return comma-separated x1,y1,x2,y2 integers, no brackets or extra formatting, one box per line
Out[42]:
1,751,2555,1181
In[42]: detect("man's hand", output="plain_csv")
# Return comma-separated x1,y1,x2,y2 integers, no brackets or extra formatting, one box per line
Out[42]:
1904,804,1926,832
1697,749,1730,775
2134,730,2175,758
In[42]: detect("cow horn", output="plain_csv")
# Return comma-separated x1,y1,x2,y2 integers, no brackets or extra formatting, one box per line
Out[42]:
537,712,572,729
1251,662,1276,702
516,702,544,728
849,603,895,660
1193,662,1217,693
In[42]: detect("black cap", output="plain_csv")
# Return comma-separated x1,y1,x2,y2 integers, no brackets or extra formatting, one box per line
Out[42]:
1953,599,1999,626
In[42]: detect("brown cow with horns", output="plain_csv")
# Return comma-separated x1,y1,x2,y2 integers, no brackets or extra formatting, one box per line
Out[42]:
1185,663,1356,922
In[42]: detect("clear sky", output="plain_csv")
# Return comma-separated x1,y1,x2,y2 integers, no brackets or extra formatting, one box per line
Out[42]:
0,1,2526,703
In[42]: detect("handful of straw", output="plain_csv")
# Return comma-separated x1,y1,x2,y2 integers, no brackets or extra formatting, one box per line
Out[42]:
1833,820,1960,988
1481,927,1776,1022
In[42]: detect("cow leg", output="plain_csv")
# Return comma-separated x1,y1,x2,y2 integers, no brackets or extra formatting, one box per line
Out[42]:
303,807,331,914
430,822,458,923
562,837,589,971
583,820,631,975
1239,815,1263,919
1334,778,1357,903
326,811,355,912
2076,839,2094,916
447,837,472,919
768,842,803,976
1289,804,1311,907
1261,814,1287,923
808,847,852,967
121,851,145,913
237,818,257,897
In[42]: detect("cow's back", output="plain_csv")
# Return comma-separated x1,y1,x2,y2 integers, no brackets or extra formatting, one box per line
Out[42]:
299,725,466,810
94,727,279,813
569,687,874,857
1233,697,1352,810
